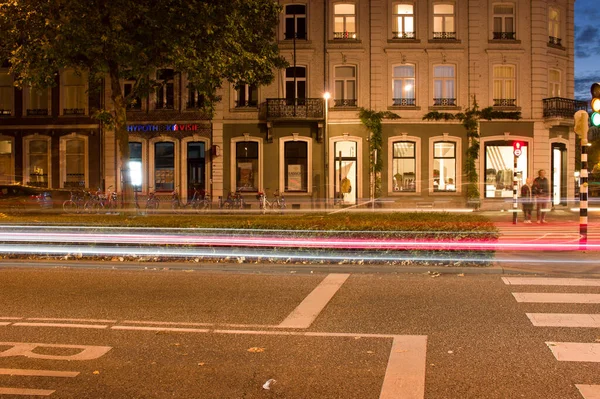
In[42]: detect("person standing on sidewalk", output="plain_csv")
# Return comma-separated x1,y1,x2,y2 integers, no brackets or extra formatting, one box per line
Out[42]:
521,177,534,223
533,169,550,223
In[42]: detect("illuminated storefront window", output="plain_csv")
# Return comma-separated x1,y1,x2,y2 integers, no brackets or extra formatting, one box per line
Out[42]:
154,142,174,192
129,142,143,191
484,141,528,198
235,141,259,192
433,141,456,192
392,141,416,192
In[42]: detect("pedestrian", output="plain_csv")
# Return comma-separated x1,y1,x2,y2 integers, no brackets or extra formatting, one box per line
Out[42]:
521,177,534,223
532,169,550,224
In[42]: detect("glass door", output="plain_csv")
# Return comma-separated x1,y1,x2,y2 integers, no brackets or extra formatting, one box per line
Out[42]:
333,141,357,204
551,143,566,206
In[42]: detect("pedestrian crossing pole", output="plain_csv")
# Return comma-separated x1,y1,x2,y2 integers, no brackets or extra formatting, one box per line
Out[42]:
574,109,589,250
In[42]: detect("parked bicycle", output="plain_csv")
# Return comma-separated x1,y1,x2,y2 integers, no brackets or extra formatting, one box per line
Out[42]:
222,191,245,210
146,189,160,213
188,187,211,212
63,190,88,213
257,189,286,214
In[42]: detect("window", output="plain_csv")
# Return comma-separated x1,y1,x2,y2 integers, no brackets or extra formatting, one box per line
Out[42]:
392,65,416,106
493,65,516,107
123,77,142,110
129,142,143,192
493,4,515,40
392,142,416,192
62,70,86,115
187,88,205,109
235,83,258,108
63,137,86,188
156,69,174,110
484,141,528,198
334,3,356,40
285,4,307,40
392,4,415,39
0,71,13,116
285,66,307,104
433,4,455,39
433,142,456,192
0,138,13,184
235,141,259,192
549,69,561,98
334,66,357,107
27,138,50,188
24,86,50,116
433,66,456,106
548,7,561,46
284,141,308,192
154,142,175,191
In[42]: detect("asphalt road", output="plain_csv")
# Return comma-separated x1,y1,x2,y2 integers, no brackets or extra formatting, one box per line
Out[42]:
1,267,599,398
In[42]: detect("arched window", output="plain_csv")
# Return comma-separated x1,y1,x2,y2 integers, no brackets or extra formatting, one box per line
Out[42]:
433,65,456,106
60,135,88,189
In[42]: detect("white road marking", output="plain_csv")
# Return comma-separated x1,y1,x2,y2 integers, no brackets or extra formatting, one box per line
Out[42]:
0,342,112,361
26,317,117,323
278,273,350,329
121,320,276,329
546,342,600,362
577,384,600,399
513,293,600,304
0,387,55,396
112,326,210,333
0,322,10,326
502,277,600,286
12,322,108,329
379,336,427,399
0,317,22,320
527,313,600,328
0,368,79,378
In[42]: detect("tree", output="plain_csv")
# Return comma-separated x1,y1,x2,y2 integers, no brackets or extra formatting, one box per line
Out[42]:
0,0,287,205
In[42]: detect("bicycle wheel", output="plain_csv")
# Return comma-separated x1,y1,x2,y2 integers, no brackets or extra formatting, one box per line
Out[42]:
83,200,95,213
63,200,77,214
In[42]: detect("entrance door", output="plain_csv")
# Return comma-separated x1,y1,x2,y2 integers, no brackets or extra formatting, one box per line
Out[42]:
187,142,205,199
551,143,566,206
333,141,357,204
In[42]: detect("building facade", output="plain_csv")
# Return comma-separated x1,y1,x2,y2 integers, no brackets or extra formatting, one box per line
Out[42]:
1,1,584,210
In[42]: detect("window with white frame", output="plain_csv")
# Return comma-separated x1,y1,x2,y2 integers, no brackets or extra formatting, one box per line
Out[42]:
0,71,13,116
493,4,515,40
548,7,561,46
156,69,175,109
285,66,307,104
27,137,50,188
24,86,50,116
334,3,356,40
283,141,308,192
393,65,416,106
433,141,456,192
129,142,143,192
391,141,416,192
549,69,561,98
154,142,175,192
235,141,259,192
433,4,455,39
433,66,456,106
235,83,258,108
63,137,86,188
62,70,86,115
0,138,13,183
285,4,307,40
493,65,516,107
392,3,415,39
334,66,357,107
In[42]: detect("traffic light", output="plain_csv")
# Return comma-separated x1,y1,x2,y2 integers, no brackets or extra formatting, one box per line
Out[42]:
513,141,522,157
591,83,600,127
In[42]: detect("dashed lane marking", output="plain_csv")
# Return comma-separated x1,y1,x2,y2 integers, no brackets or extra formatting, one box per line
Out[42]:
278,273,350,329
527,313,600,328
513,293,600,304
546,342,600,363
502,277,600,286
0,387,55,396
26,317,117,323
577,385,600,399
0,368,79,378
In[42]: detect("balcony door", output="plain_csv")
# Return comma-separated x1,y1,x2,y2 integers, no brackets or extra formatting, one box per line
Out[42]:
285,66,306,105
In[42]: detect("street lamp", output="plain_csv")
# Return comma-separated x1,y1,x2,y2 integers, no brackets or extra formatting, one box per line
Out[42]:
323,92,330,207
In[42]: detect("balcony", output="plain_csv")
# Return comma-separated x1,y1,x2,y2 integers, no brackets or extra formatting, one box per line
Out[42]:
266,98,324,120
543,97,588,119
432,32,456,40
492,32,516,40
26,109,49,116
393,98,416,107
333,99,357,108
433,98,456,107
334,31,357,40
63,108,85,116
493,98,517,107
392,31,416,39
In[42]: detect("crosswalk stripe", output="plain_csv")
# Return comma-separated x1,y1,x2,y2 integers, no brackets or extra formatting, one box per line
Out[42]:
576,385,600,399
503,277,600,286
527,313,600,328
0,368,79,377
0,387,55,396
546,342,600,362
513,293,600,303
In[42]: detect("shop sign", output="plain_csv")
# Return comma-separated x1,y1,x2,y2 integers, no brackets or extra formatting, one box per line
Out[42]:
127,124,200,132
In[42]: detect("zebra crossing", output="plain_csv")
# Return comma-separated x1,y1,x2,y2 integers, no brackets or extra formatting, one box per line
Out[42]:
503,276,600,399
497,223,600,243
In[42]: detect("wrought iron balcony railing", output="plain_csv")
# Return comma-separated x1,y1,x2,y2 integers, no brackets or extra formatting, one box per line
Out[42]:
543,97,588,118
63,108,85,115
548,36,563,47
493,98,517,107
392,31,416,39
334,31,357,40
333,99,357,107
235,100,259,108
393,98,416,107
433,98,456,106
266,98,324,120
432,32,456,40
493,32,516,40
284,32,307,40
26,109,49,116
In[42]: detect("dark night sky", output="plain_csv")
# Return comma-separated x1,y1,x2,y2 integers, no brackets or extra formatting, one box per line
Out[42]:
575,0,600,100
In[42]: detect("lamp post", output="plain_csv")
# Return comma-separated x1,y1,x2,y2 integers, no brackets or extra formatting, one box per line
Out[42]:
323,92,330,208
